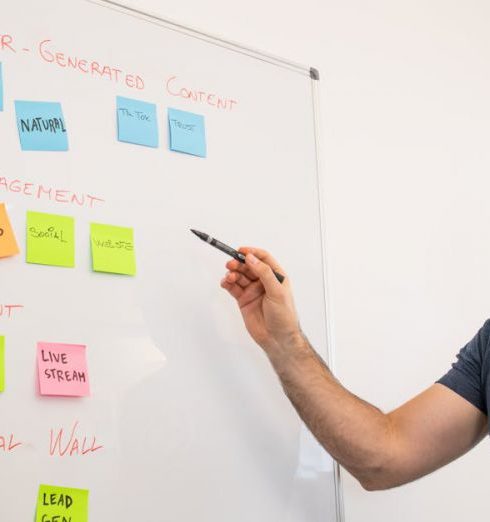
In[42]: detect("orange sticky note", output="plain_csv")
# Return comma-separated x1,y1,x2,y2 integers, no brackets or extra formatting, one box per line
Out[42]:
0,203,19,258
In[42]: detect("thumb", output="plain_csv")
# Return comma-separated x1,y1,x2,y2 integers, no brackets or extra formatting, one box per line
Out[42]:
245,253,282,298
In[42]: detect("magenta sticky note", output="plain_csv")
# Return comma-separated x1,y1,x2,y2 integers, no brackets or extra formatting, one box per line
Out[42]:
37,342,90,397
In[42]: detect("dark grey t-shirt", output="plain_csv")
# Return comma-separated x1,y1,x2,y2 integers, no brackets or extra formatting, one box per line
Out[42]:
437,320,490,416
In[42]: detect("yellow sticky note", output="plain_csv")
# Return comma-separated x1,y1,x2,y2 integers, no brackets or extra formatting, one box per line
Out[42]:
0,203,20,258
90,222,136,275
26,211,75,268
0,336,5,392
36,484,89,522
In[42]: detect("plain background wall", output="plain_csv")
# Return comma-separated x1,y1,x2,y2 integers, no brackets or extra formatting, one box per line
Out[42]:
121,1,490,520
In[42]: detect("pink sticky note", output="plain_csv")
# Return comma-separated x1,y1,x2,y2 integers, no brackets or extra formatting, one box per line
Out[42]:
37,342,90,397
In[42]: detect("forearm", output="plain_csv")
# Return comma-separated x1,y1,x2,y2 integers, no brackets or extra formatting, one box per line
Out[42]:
268,336,395,490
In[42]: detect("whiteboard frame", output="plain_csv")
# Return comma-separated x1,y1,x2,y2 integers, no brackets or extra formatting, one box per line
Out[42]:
310,72,345,522
86,1,345,519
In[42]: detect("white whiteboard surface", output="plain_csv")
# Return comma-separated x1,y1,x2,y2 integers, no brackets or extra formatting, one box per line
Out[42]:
0,1,340,520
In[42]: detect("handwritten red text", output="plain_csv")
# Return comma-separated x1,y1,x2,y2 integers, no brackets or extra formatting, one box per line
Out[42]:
166,76,238,111
0,34,15,53
0,434,22,453
49,421,103,457
1,34,145,89
39,39,145,89
0,304,23,319
0,176,105,209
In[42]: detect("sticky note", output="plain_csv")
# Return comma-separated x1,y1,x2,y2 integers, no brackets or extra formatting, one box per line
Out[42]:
0,203,19,258
0,63,3,112
168,108,207,157
0,336,5,392
26,211,75,267
90,222,136,275
37,342,89,397
36,484,89,522
15,100,68,151
117,96,159,147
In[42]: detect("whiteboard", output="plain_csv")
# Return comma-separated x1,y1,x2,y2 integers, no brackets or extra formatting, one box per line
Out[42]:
0,1,341,520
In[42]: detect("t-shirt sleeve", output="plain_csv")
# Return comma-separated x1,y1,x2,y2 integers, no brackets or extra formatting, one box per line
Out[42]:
437,319,490,415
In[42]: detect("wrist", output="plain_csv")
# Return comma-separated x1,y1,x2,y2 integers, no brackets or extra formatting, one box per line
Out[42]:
266,331,311,374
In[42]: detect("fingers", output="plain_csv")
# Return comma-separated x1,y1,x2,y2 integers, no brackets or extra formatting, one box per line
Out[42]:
239,247,286,275
244,252,282,299
224,270,253,289
226,248,286,281
220,277,244,300
221,269,255,299
225,247,287,295
225,258,259,282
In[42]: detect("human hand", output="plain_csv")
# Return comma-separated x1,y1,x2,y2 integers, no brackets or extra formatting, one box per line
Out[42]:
220,247,304,362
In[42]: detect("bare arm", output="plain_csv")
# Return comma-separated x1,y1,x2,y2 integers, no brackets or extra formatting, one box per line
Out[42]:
220,248,487,490
272,339,486,489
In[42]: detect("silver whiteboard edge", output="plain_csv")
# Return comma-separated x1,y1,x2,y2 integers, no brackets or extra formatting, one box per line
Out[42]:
310,75,345,522
86,0,316,77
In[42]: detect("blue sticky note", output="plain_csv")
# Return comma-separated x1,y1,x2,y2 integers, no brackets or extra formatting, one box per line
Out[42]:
117,96,159,148
15,101,68,151
168,108,206,158
0,63,3,112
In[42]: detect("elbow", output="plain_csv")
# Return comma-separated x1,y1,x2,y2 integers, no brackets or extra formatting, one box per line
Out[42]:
348,452,405,491
353,420,406,491
359,475,389,492
356,466,406,492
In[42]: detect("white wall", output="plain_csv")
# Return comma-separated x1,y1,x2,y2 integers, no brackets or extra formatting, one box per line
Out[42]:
121,1,490,520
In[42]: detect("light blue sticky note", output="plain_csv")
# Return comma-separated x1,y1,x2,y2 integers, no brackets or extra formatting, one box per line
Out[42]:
14,101,68,151
117,96,159,148
0,63,3,112
168,108,206,158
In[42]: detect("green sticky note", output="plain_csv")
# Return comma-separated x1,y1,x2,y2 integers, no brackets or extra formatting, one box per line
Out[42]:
90,223,136,275
0,336,5,392
26,211,75,267
36,484,89,522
